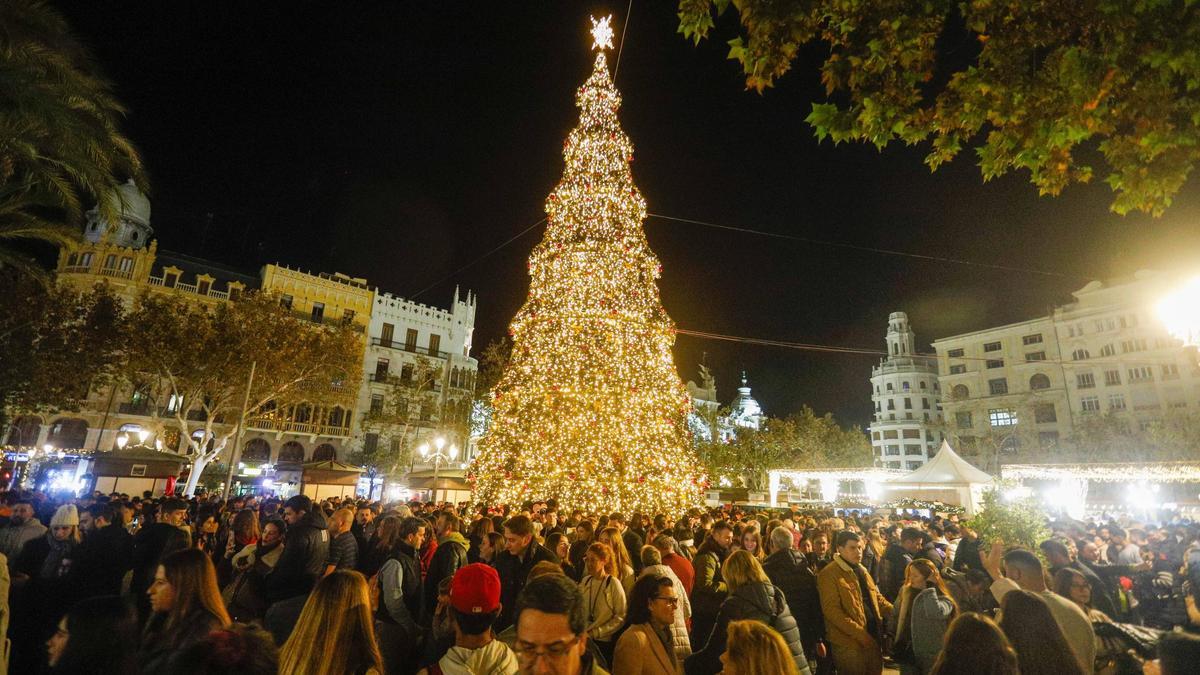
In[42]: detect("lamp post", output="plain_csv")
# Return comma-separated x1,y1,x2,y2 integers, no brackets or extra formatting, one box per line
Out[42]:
1158,276,1200,366
418,436,458,504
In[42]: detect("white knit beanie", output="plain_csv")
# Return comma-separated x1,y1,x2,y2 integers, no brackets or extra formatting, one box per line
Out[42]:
50,504,79,528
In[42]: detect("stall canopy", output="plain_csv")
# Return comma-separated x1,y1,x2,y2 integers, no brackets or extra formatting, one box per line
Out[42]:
301,459,364,501
884,440,995,515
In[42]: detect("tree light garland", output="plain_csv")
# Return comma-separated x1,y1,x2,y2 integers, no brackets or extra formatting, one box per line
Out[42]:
469,20,705,516
1002,462,1200,483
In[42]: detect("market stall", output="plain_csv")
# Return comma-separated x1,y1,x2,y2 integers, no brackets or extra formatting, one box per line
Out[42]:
90,445,190,497
883,440,995,516
300,459,365,501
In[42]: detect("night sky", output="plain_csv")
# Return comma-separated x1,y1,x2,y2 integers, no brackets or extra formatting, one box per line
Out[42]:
54,2,1200,428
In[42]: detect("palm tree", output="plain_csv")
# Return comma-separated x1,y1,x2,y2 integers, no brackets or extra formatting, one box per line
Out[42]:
0,0,146,282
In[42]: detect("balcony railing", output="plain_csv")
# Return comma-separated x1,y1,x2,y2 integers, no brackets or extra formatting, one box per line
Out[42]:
246,417,352,437
370,337,449,359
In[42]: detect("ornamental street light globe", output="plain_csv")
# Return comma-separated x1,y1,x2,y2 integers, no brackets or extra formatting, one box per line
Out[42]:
1157,276,1200,364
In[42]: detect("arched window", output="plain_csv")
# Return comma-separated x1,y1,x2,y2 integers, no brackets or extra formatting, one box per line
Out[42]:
328,407,346,429
1072,348,1090,360
951,384,969,400
242,438,270,462
46,418,88,450
7,415,42,447
312,443,336,462
278,441,304,464
294,404,312,424
1029,373,1051,391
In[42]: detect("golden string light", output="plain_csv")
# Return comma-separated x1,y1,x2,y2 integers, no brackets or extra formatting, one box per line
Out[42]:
469,24,705,516
1002,462,1200,483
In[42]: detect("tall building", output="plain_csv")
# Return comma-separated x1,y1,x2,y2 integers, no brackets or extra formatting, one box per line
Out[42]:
932,271,1199,462
12,182,479,496
869,312,944,469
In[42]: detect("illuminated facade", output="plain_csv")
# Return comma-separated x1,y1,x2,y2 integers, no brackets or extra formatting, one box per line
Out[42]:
868,312,943,470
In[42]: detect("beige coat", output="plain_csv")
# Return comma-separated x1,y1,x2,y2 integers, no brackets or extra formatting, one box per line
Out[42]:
611,623,681,675
816,554,893,651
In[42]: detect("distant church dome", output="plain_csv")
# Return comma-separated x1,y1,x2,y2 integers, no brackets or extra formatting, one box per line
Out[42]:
84,179,153,249
729,371,763,428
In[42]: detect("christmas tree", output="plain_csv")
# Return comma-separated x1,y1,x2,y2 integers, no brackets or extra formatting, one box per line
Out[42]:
471,17,705,515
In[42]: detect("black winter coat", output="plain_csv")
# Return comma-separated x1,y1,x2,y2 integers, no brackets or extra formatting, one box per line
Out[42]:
494,543,558,630
76,523,134,599
684,581,812,675
762,548,824,651
422,532,469,622
132,523,191,599
266,509,329,602
879,542,914,602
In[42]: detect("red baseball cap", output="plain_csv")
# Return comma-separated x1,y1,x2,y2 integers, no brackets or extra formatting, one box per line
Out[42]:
450,563,501,614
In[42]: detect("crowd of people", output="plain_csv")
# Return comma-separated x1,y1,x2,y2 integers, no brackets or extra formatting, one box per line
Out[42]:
0,488,1198,675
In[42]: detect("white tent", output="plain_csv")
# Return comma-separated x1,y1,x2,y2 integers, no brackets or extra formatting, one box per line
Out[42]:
884,440,995,515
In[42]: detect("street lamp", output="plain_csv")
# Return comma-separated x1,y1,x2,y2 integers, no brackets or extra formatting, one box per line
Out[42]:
137,428,150,445
419,436,459,504
115,434,129,450
1158,276,1200,366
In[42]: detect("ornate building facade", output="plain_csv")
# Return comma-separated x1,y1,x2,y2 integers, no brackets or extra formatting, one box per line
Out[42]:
869,312,944,469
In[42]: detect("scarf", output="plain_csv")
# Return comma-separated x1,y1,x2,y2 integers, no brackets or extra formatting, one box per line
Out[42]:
39,532,75,580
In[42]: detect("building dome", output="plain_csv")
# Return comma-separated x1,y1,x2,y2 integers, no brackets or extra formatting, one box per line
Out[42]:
84,179,153,249
729,372,763,428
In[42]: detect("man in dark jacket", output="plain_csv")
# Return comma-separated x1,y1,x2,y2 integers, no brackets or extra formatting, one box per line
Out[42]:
763,525,824,663
878,527,921,601
1041,537,1119,618
131,497,191,620
494,514,558,630
422,511,468,624
265,494,329,603
375,516,426,673
952,524,985,573
689,521,733,651
75,501,133,599
684,556,813,675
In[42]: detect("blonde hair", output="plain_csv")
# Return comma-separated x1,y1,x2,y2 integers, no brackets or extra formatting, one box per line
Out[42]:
723,619,799,675
278,570,384,675
722,549,770,593
599,527,632,577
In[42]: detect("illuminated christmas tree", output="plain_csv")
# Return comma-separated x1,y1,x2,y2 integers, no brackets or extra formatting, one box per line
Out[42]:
471,16,705,515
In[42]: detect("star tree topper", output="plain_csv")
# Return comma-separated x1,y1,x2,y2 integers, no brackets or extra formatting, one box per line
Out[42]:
590,15,614,51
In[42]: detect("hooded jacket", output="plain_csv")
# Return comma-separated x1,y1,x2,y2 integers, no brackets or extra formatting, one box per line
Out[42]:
266,508,329,602
436,639,519,675
424,530,469,621
683,581,812,675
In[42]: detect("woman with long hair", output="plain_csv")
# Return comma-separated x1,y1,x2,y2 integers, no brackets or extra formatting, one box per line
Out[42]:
358,515,402,578
612,574,683,675
466,515,494,563
139,548,232,671
998,589,1085,675
218,508,260,586
1054,567,1117,673
479,530,504,565
545,531,577,580
740,528,765,561
928,613,1019,675
685,550,812,675
864,527,887,582
278,570,385,675
599,526,636,594
891,558,958,675
579,542,627,667
718,619,800,675
46,595,139,675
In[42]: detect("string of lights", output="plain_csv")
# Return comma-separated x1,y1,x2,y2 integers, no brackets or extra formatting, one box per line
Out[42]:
410,217,545,300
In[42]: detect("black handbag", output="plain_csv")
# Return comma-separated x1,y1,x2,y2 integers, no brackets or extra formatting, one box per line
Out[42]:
1093,620,1164,659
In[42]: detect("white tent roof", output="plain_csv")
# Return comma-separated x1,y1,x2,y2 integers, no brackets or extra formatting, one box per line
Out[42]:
886,440,995,486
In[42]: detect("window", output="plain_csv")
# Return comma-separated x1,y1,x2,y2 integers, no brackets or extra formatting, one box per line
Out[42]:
922,398,930,409
885,445,901,456
379,323,395,347
342,309,355,325
986,359,1004,369
988,408,1017,427
1071,348,1090,360
1081,396,1101,412
902,381,911,391
1025,351,1046,361
905,412,914,420
1039,431,1060,448
163,270,177,287
988,378,1009,395
280,295,293,309
363,433,379,454
904,445,922,455
1162,364,1180,379
119,257,133,273
428,333,441,356
902,429,921,439
1034,403,1057,423
1100,344,1116,357
1029,373,1051,390
1128,366,1153,382
166,393,184,413
1109,394,1126,411
228,286,241,301
951,384,969,399
390,437,402,455
197,279,211,295
1076,372,1096,389
919,381,927,389
374,358,389,380
983,341,1002,352
401,363,414,383
883,430,899,440
949,364,967,374
1121,339,1148,353
887,399,895,410
369,394,383,415
871,432,881,441
947,348,964,358
1022,334,1043,345
405,329,418,351
904,398,912,409
886,382,894,391
1104,369,1121,386
103,254,117,269
311,302,325,322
